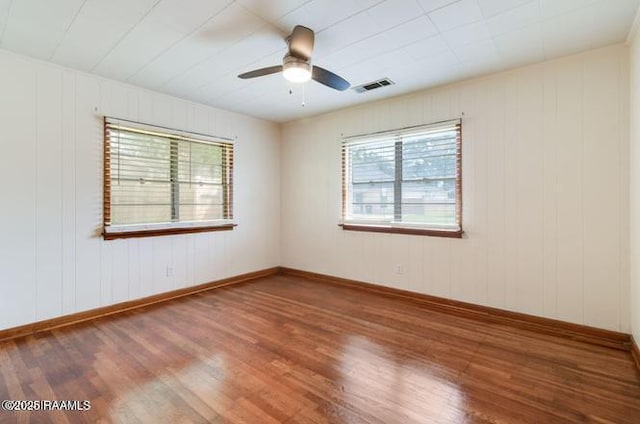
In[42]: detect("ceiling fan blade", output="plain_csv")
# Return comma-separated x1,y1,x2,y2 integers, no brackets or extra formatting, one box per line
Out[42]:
312,66,350,91
288,25,314,60
238,65,283,79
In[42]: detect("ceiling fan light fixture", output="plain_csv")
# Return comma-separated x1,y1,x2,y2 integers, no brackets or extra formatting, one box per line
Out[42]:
283,56,311,83
237,26,349,91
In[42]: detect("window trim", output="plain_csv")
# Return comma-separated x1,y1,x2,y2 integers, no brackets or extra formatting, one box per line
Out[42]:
339,223,463,238
103,117,235,240
103,223,236,240
340,119,463,238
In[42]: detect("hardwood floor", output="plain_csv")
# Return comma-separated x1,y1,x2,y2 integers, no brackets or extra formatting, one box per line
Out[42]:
1,274,639,423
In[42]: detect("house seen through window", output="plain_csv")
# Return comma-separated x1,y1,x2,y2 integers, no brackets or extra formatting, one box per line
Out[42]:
341,119,462,237
103,118,234,239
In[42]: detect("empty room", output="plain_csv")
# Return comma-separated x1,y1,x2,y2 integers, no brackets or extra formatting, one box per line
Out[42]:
2,0,640,422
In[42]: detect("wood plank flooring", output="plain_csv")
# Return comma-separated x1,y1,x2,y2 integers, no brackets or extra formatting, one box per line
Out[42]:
1,274,639,423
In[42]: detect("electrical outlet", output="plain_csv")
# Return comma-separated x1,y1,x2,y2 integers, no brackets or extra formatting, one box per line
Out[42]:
395,264,405,275
166,266,174,277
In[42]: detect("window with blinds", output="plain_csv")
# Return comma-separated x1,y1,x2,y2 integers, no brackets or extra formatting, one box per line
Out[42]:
103,117,234,239
341,119,462,237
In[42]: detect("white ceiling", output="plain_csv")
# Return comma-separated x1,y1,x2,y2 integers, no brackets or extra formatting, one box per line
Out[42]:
0,0,638,122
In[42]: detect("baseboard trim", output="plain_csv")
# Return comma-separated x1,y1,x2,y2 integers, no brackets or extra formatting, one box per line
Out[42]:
0,267,279,343
279,267,631,351
632,336,640,373
2,266,632,354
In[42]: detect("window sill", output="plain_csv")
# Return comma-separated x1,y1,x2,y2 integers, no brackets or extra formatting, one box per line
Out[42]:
103,223,236,240
339,223,463,238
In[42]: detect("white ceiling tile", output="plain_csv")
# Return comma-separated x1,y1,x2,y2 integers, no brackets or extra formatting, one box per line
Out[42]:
542,0,640,60
166,28,285,94
414,48,460,68
493,23,544,67
320,33,397,71
342,50,413,86
485,1,540,37
404,50,464,91
128,42,217,89
195,1,268,43
456,56,503,78
204,75,254,100
539,0,597,19
235,0,312,23
219,31,286,69
131,3,266,89
416,0,459,13
540,1,632,60
148,0,231,34
51,0,160,70
400,34,450,59
453,38,500,64
73,0,159,26
2,19,65,59
366,0,425,30
162,79,197,99
221,77,315,119
4,0,83,31
477,0,532,18
1,0,84,59
1,0,638,122
428,0,484,31
541,7,598,60
383,15,439,47
215,90,255,110
53,16,128,71
165,61,220,95
441,21,491,48
379,66,423,90
93,21,187,80
0,0,11,43
542,0,640,22
1,24,57,59
278,0,380,32
313,11,380,58
277,1,342,32
589,0,640,44
402,59,465,90
355,48,414,73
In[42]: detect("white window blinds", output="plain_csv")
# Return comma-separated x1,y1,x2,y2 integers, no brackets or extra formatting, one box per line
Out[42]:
104,117,234,238
341,119,462,233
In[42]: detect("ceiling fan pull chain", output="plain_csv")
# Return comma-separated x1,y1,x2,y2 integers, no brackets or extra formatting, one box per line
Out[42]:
302,83,305,107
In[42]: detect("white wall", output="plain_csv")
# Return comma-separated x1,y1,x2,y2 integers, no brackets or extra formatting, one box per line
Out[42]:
0,42,632,335
281,44,630,332
0,49,281,331
630,21,640,342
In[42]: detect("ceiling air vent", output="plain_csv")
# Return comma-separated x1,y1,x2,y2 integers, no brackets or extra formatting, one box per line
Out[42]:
352,78,395,93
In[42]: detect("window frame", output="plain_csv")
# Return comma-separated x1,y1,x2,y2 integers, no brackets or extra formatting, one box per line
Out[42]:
340,119,463,238
103,117,235,240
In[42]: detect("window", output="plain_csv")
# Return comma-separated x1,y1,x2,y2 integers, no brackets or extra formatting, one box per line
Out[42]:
341,119,462,238
103,117,234,239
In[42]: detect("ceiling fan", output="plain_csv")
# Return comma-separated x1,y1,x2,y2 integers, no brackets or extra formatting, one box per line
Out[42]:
238,25,350,91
